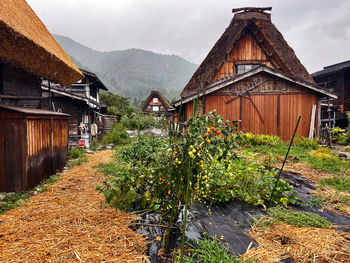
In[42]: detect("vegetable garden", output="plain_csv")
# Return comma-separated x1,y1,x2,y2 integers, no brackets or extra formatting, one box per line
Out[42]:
95,107,350,262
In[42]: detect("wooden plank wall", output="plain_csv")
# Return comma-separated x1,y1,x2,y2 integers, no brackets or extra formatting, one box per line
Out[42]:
0,115,26,192
203,93,317,140
26,118,52,189
214,34,274,82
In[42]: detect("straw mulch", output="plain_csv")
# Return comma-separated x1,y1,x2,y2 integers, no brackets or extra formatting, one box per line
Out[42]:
0,150,148,263
244,223,350,263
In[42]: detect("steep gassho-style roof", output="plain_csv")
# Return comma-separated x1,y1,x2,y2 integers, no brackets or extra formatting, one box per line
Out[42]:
181,8,313,98
141,90,172,111
0,0,83,86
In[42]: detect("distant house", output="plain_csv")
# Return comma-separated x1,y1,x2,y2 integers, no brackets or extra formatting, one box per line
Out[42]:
312,61,350,128
42,69,108,147
0,0,83,192
174,7,336,140
141,91,172,117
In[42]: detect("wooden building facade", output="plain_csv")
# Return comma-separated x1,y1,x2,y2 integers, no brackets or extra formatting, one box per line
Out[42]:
312,60,350,128
41,69,108,147
0,0,83,192
175,7,336,140
141,91,172,117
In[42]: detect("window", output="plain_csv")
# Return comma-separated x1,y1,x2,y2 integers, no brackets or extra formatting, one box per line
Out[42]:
152,106,159,111
235,64,260,75
153,97,158,103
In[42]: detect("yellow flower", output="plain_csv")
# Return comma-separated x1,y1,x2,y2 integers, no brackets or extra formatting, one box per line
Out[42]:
192,149,196,153
220,235,224,240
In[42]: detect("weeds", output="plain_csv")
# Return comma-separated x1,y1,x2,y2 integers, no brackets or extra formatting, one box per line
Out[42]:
0,174,61,214
266,206,331,228
67,146,88,168
320,177,350,192
102,122,130,145
177,233,251,263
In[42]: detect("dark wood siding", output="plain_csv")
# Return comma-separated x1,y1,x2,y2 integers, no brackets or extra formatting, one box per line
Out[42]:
0,110,68,192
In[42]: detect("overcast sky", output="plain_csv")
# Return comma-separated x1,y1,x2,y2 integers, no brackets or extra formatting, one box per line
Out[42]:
27,0,350,73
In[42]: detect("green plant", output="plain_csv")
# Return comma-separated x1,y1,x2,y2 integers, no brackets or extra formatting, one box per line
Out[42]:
89,138,99,149
267,206,331,228
102,122,130,145
68,146,86,159
0,174,61,214
120,111,163,130
120,136,167,163
344,145,350,152
320,177,350,192
310,148,339,161
177,234,251,263
294,136,320,149
239,132,282,147
331,127,350,145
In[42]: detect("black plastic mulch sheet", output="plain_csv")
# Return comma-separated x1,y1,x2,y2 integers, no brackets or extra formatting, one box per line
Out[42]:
187,201,263,255
282,171,350,232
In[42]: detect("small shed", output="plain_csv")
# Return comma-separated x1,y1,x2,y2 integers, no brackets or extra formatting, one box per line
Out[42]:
0,104,69,192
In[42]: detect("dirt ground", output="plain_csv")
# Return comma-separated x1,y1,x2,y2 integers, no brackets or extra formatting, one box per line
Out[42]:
0,150,148,263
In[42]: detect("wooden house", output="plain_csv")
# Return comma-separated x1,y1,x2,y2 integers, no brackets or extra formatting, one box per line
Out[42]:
312,60,350,128
141,91,172,117
0,0,83,192
41,69,108,147
174,7,336,140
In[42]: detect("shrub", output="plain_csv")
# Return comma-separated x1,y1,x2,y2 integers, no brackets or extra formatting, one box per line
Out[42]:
344,145,350,152
102,123,130,145
294,136,319,149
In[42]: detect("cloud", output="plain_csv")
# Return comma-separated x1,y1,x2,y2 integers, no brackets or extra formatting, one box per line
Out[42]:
27,0,350,73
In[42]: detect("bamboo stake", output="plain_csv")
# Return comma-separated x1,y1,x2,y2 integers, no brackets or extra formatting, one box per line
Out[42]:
268,115,301,205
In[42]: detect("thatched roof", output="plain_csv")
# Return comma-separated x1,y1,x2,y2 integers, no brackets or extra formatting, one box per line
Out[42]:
141,90,172,110
0,0,83,86
181,9,313,98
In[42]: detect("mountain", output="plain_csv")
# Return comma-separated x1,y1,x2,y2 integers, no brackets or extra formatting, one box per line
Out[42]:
53,34,198,105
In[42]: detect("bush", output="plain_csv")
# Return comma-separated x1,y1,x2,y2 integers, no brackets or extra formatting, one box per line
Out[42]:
344,145,350,152
294,136,319,149
239,132,282,147
102,123,130,145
